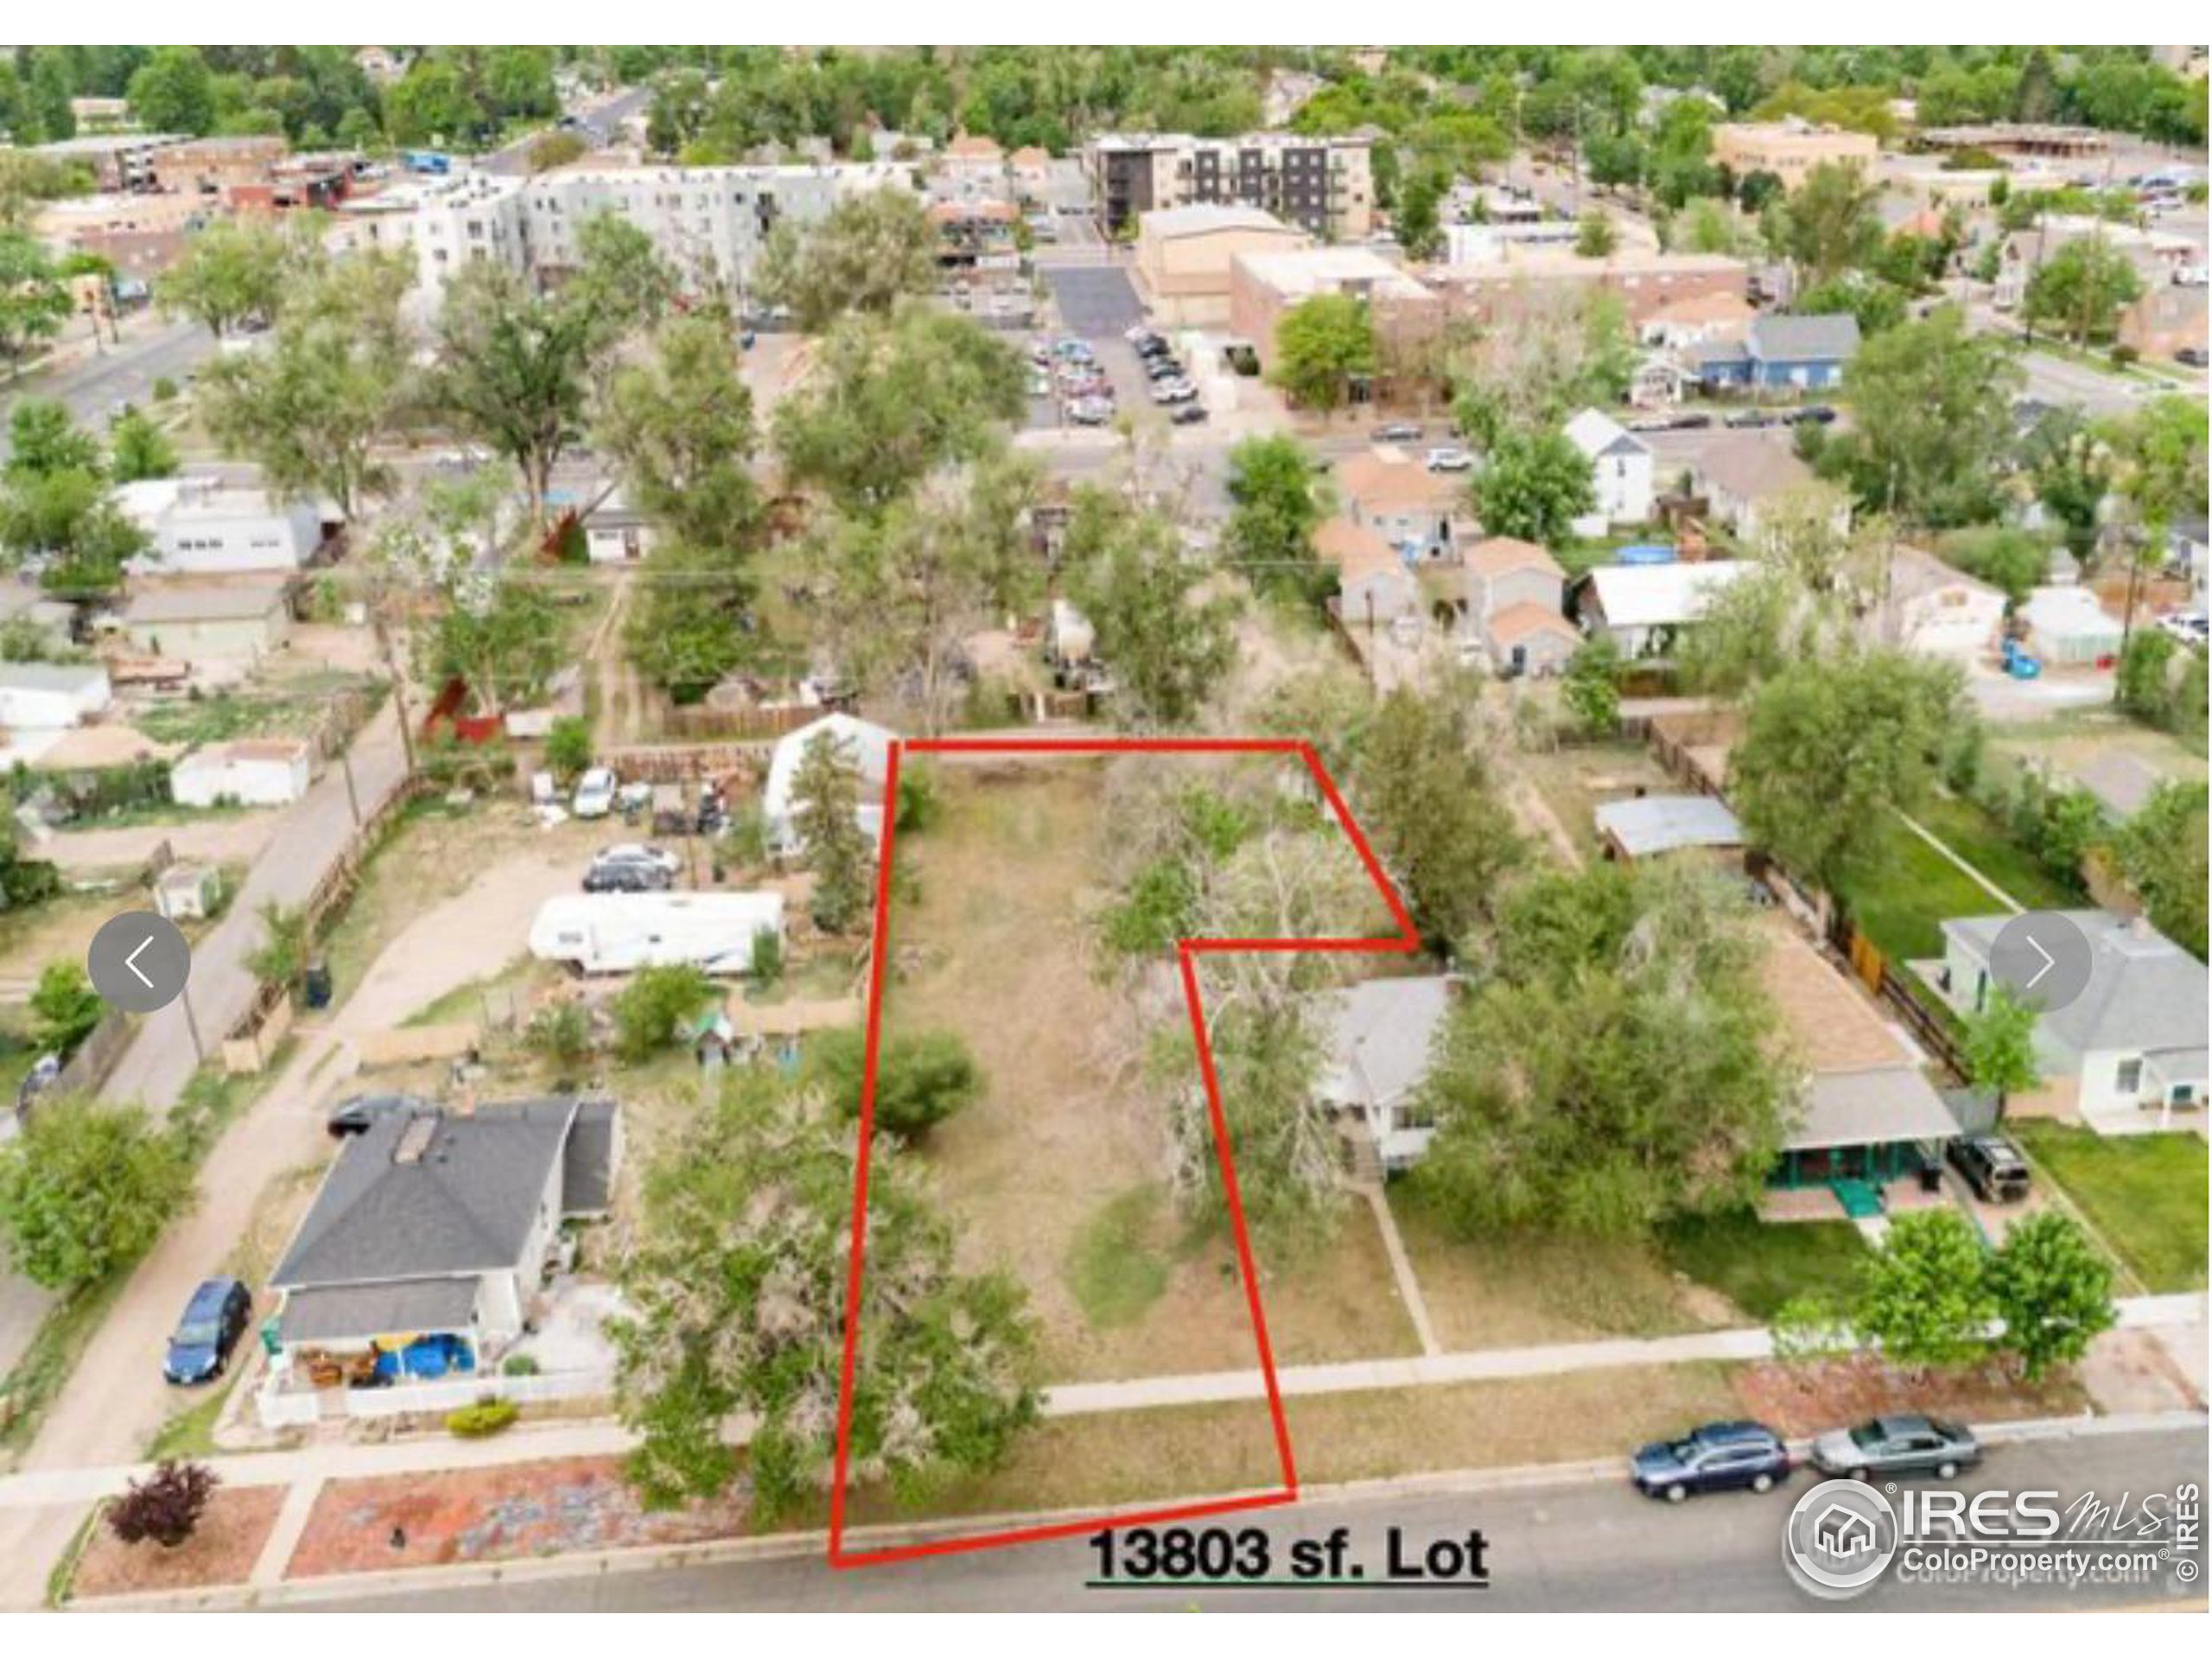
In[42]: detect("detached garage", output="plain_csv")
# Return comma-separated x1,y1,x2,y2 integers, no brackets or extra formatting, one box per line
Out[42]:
0,662,112,729
171,738,313,807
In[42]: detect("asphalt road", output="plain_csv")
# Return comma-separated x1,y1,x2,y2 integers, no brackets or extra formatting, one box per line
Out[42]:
480,85,652,176
0,318,214,461
299,1424,2207,1613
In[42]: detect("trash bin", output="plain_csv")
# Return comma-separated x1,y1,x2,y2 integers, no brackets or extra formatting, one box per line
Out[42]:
1918,1162,1943,1194
303,957,334,1010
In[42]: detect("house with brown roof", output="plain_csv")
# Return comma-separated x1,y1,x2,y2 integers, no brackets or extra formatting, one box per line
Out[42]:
1318,517,1419,629
1337,452,1467,561
1686,433,1823,542
1460,537,1577,676
1642,290,1758,350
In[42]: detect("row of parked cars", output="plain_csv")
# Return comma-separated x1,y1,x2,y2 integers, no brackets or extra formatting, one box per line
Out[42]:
1124,326,1209,426
1631,1414,1983,1503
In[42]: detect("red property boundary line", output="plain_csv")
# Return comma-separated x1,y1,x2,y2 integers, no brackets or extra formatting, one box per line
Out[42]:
829,735,1419,1568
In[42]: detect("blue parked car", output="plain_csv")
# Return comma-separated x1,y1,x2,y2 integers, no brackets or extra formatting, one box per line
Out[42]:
163,1278,252,1386
1630,1421,1793,1503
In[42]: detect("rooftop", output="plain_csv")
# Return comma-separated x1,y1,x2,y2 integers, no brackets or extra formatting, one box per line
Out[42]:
1582,560,1748,629
1593,793,1745,860
1944,911,2209,1061
1141,203,1297,238
120,576,292,624
1313,976,1455,1113
1464,536,1564,580
1234,245,1433,302
1692,433,1816,503
1338,452,1463,511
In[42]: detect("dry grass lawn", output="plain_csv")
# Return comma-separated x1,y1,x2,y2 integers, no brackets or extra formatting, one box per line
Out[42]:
68,1485,283,1599
883,759,1419,1383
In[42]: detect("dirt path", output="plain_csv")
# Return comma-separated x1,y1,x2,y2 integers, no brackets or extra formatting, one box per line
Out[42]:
588,574,652,751
1509,775,1584,870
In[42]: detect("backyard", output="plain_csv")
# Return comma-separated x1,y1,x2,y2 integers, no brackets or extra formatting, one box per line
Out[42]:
1840,797,2081,966
2012,1122,2209,1294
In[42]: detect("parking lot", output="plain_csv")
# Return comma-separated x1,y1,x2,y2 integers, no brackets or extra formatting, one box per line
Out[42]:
1039,263,1145,337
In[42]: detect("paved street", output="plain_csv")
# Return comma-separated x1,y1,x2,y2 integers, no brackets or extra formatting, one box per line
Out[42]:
479,85,652,175
0,317,214,461
302,1424,2207,1613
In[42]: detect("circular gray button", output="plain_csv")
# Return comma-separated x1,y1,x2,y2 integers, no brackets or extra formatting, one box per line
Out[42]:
1987,911,2092,1014
86,912,193,1014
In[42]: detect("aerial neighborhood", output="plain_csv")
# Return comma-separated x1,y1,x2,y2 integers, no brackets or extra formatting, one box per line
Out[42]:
0,41,2204,1618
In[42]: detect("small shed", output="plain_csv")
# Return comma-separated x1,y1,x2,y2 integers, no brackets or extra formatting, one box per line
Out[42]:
154,862,223,921
1593,793,1745,864
0,662,112,729
2021,585,2124,665
171,738,312,807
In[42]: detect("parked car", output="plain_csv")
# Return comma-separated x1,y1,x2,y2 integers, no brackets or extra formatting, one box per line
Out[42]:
1425,446,1475,473
2177,346,2208,368
1724,409,1778,429
1671,411,1714,429
1068,397,1115,426
163,1277,253,1386
584,861,671,893
1630,1421,1793,1503
595,842,682,876
1170,403,1210,425
572,766,618,819
1948,1135,2031,1203
1370,422,1423,443
1146,359,1185,382
1784,405,1838,425
2156,610,2209,646
327,1092,432,1139
1809,1415,1980,1482
1151,380,1198,404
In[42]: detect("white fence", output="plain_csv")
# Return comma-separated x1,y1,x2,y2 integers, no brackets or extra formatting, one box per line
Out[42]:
256,1365,614,1428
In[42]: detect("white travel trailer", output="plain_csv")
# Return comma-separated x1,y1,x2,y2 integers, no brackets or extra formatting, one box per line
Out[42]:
527,892,785,976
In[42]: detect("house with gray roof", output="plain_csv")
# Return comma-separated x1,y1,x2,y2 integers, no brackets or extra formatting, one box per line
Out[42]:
1693,312,1861,392
1311,976,1456,1172
1936,912,2208,1131
269,1097,620,1366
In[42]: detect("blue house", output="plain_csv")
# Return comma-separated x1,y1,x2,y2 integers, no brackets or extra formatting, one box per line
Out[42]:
1694,314,1861,393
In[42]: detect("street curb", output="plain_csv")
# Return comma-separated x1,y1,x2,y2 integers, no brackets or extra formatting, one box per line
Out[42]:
59,1408,2206,1612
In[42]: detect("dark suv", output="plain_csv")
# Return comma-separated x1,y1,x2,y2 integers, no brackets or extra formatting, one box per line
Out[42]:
1630,1421,1793,1503
163,1277,252,1385
1948,1135,2031,1203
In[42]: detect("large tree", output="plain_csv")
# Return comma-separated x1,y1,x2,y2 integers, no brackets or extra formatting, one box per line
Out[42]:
0,228,71,377
1960,982,2044,1121
196,249,416,519
1269,293,1376,415
613,1077,1039,1520
2024,233,2145,346
791,728,873,934
2116,781,2208,960
1222,435,1332,604
159,217,295,339
1989,1211,2117,1381
1729,649,1965,905
1414,861,1793,1238
1770,159,1883,283
1450,289,1635,448
416,573,564,716
0,402,146,601
1351,682,1522,948
753,186,938,330
772,306,1026,518
1853,1209,1998,1374
1065,487,1236,731
0,1096,194,1293
1470,425,1597,547
596,314,760,548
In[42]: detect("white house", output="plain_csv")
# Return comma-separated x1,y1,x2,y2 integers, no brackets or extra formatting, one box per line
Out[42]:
0,662,111,729
1460,537,1577,676
121,479,323,575
1936,911,2208,1131
1312,975,1455,1171
2021,584,2124,665
170,738,312,807
762,713,897,855
1575,560,1749,658
582,490,657,565
116,576,293,667
1563,409,1655,536
1880,545,2006,661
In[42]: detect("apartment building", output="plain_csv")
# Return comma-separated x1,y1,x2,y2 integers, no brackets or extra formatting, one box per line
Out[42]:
1085,130,1375,241
1712,120,1878,190
31,132,188,193
330,173,532,308
519,162,918,296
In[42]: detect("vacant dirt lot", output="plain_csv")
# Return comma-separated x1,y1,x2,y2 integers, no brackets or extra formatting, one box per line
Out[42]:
288,1456,747,1578
882,759,1419,1383
68,1484,282,1600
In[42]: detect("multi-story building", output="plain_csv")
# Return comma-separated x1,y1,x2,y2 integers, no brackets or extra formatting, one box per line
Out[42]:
518,162,918,297
328,173,532,308
152,135,291,200
1085,130,1375,241
1712,120,1878,191
30,132,188,194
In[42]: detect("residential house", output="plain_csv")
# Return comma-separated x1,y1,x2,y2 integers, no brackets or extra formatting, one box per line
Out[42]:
763,712,896,855
1563,409,1656,535
115,575,293,667
1678,433,1829,543
1317,518,1419,630
1711,121,1878,192
1460,537,1576,676
1935,911,2209,1130
1879,544,2006,661
1593,793,1745,867
1575,559,1749,658
265,1099,620,1389
1134,204,1309,327
579,489,656,565
170,738,313,807
1336,452,1466,562
0,663,111,731
1640,290,1758,351
118,479,325,575
1312,976,1455,1172
1692,314,1861,394
1761,923,1960,1216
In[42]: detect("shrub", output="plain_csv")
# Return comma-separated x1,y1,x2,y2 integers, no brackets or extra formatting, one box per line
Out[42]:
524,1001,593,1071
446,1396,519,1438
749,926,784,986
150,376,179,403
499,1354,541,1377
805,1026,982,1137
611,964,715,1063
543,715,592,783
28,962,103,1058
107,1460,217,1548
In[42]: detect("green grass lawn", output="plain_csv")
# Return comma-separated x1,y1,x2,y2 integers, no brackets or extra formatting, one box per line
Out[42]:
1657,1208,1869,1323
1061,1185,1177,1329
1840,800,2079,966
2012,1122,2209,1294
